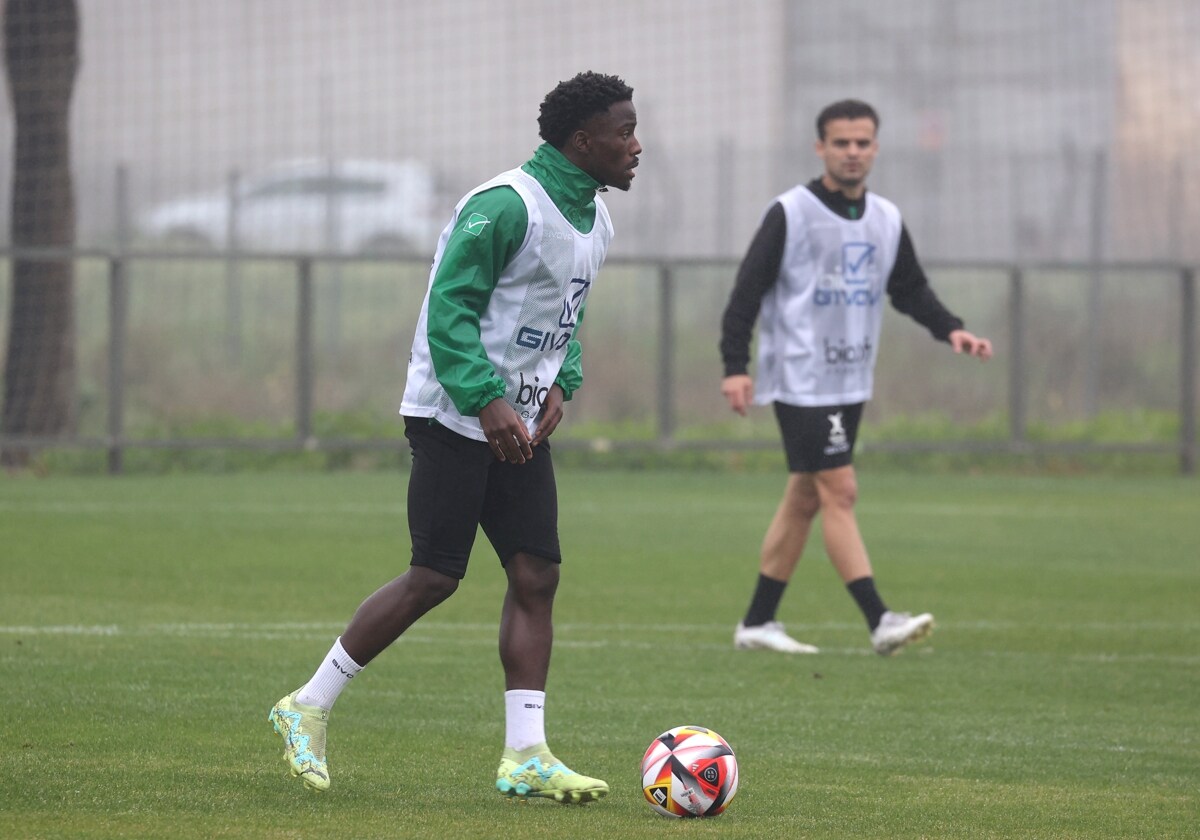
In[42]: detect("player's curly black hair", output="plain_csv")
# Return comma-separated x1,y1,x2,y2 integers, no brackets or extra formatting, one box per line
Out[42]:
538,71,634,148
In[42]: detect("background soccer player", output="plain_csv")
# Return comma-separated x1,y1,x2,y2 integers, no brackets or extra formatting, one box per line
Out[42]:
269,71,640,801
719,99,992,656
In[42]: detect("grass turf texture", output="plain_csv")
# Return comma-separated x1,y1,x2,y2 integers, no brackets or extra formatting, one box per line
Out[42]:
1,469,1197,839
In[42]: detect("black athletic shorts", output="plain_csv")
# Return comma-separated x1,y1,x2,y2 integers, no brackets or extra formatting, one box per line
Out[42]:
772,401,865,473
403,416,561,579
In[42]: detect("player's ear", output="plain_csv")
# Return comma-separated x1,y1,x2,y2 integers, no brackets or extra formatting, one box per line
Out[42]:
569,127,591,155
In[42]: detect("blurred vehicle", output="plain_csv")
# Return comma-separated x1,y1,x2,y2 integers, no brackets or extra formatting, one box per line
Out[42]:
139,158,443,256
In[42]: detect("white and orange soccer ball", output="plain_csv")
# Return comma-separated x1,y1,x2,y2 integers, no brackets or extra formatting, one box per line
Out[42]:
640,724,739,818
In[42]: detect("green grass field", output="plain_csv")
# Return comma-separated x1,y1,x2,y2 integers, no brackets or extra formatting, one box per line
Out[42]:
2,469,1197,839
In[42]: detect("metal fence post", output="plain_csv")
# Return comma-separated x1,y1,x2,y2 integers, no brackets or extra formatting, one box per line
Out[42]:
297,257,315,445
107,254,128,474
1008,266,1025,445
1181,267,1196,475
225,168,243,360
107,164,131,475
1084,149,1107,418
657,263,675,446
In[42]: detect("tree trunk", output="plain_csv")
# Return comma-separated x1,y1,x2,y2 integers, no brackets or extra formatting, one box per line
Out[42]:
1,0,79,468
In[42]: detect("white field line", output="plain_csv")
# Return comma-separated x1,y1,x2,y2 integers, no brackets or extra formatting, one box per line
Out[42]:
1,621,1197,664
0,499,1135,519
0,501,404,516
2,619,1196,634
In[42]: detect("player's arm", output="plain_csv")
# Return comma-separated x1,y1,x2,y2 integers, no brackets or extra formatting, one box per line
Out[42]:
719,202,786,414
886,225,992,359
531,305,587,446
886,224,965,341
427,187,538,462
426,186,527,417
553,303,586,402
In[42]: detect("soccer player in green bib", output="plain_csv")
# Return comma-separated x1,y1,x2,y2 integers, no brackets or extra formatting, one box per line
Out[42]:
270,72,640,802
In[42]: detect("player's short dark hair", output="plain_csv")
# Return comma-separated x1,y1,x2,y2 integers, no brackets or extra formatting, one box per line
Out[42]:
816,99,879,139
538,71,634,148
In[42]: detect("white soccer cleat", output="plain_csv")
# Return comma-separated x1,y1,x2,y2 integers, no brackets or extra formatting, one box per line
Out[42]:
871,610,934,656
734,621,819,654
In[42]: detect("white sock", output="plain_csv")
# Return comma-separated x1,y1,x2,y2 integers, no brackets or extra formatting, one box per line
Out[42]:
296,637,363,711
504,690,547,752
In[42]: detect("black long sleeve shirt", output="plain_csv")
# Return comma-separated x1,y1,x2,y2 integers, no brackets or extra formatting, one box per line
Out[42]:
719,178,964,377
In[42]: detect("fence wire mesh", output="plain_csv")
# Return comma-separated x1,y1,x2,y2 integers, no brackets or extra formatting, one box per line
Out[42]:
1,1,1197,469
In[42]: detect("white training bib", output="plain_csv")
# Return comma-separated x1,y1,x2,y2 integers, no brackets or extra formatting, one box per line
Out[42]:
402,168,612,440
754,185,902,406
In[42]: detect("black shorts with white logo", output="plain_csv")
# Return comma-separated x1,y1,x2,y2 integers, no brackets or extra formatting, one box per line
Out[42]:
403,416,561,579
772,401,865,473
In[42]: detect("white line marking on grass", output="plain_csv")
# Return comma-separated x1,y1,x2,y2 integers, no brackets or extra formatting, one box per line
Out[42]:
0,624,121,635
0,501,403,516
945,620,1200,632
3,620,1196,636
3,620,1197,665
150,622,346,634
1,499,1167,520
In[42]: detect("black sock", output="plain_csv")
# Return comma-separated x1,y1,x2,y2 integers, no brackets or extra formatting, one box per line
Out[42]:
846,576,888,631
743,574,788,627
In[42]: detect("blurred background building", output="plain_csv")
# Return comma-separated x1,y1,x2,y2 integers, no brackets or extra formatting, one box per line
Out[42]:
2,0,1195,263
0,0,1196,470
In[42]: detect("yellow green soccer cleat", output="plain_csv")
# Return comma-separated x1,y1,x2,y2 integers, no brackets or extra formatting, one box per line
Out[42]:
268,691,330,792
495,743,608,804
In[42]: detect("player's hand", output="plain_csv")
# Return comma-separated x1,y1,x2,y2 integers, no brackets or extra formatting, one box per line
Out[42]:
479,398,534,463
721,374,755,416
949,329,993,360
530,384,565,447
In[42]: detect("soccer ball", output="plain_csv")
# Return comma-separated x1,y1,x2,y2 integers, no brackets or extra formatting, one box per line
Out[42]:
640,725,738,818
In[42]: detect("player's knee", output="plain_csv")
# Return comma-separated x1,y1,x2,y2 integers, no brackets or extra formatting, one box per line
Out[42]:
816,476,858,511
784,483,821,520
827,484,858,511
506,553,560,602
407,565,460,606
793,494,821,520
